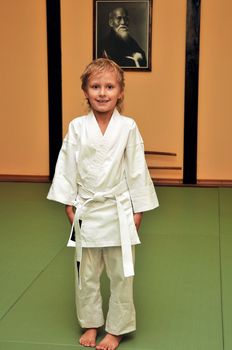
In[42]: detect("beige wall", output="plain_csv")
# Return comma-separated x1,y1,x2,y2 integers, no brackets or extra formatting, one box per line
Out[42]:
0,0,49,176
1,0,232,182
61,0,186,181
198,0,232,181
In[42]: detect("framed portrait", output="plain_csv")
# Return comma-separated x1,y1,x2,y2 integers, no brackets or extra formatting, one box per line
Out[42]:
93,0,153,71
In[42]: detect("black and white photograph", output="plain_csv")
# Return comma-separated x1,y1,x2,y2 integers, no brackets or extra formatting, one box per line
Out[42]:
94,0,152,71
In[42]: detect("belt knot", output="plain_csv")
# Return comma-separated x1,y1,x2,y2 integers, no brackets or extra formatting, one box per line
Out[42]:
92,192,106,202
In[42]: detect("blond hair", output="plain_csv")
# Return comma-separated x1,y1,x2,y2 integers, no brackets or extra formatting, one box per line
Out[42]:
80,58,125,111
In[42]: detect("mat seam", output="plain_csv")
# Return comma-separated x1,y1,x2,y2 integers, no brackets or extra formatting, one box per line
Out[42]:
218,188,225,350
0,245,67,322
0,340,78,348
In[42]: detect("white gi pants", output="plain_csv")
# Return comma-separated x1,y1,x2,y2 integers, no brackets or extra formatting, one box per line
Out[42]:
75,246,136,335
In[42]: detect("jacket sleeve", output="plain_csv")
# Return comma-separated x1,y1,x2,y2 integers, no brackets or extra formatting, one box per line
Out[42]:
125,121,159,213
47,121,79,205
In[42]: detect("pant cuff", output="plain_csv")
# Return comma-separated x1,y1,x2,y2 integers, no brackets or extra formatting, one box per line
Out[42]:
80,321,105,329
105,326,136,336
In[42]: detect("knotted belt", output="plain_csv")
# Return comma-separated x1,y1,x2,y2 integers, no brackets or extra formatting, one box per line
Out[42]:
67,179,135,280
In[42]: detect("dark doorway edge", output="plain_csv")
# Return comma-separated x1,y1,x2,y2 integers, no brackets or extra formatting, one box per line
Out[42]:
46,0,63,180
183,0,201,184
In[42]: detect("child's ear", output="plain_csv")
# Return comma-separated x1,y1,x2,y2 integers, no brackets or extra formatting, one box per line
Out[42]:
83,90,89,99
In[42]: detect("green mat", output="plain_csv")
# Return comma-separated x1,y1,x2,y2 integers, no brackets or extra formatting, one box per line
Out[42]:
0,183,232,350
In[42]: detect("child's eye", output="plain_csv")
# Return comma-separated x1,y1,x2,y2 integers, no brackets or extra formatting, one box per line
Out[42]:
107,85,114,89
91,84,99,89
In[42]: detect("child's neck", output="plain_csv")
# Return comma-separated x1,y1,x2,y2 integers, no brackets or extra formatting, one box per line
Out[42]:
93,111,113,135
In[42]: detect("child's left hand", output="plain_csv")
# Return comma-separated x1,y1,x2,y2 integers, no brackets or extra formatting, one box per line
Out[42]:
133,212,143,231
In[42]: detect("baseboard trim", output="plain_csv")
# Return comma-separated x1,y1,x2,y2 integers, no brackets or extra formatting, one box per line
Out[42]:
0,175,50,183
153,178,232,187
197,179,232,187
1,175,232,187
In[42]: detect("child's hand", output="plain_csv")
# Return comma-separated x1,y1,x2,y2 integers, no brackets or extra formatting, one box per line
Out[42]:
65,205,75,225
133,212,143,231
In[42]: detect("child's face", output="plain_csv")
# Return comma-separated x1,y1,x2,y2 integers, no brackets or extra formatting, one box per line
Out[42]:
84,70,123,117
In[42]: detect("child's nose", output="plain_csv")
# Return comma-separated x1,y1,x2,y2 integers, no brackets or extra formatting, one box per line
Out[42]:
99,87,106,96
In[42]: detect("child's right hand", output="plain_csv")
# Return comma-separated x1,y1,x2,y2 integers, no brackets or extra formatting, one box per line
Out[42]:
65,205,75,225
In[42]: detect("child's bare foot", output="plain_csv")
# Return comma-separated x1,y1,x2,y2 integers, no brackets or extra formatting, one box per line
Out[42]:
96,333,122,350
79,328,98,348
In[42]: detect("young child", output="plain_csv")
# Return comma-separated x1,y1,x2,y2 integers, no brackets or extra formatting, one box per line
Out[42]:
47,58,159,350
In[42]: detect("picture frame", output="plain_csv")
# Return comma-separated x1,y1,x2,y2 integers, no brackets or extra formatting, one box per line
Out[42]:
93,0,153,71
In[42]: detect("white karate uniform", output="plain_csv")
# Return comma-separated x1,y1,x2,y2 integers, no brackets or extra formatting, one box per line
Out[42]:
47,109,159,334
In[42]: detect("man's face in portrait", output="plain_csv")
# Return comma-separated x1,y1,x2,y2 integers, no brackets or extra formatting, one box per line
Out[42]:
109,8,129,40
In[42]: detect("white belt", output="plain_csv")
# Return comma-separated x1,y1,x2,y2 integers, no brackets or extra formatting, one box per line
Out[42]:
67,179,134,280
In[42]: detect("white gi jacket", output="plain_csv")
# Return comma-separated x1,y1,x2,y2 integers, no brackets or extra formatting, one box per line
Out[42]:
47,109,159,277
